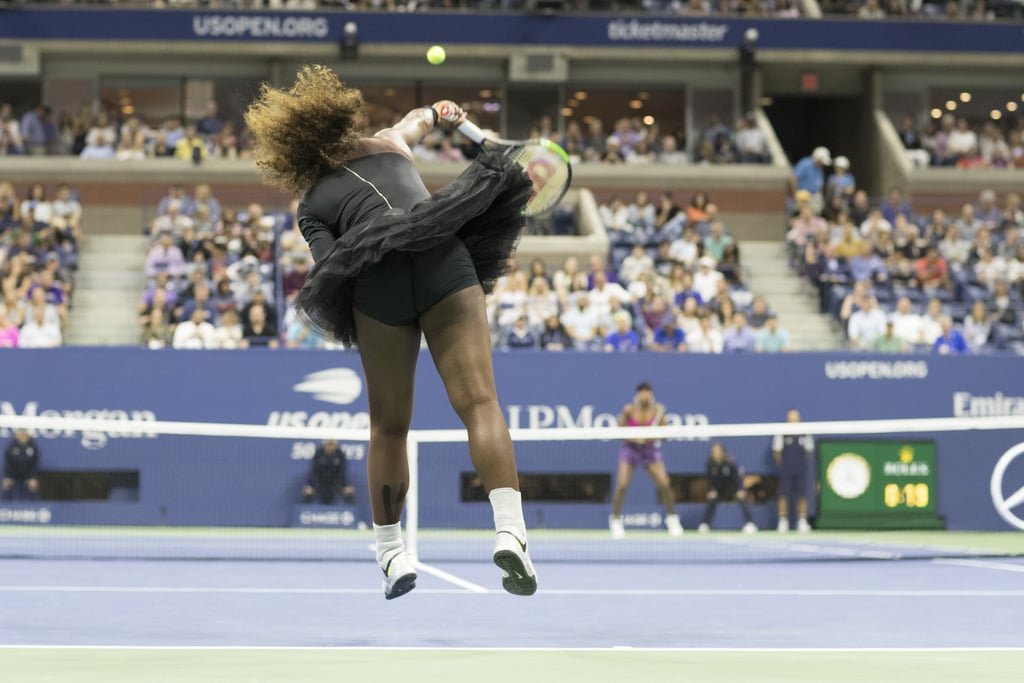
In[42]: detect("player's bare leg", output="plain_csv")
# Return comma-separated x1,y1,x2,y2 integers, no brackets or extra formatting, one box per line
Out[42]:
647,462,683,536
420,285,536,595
353,308,421,600
609,461,634,539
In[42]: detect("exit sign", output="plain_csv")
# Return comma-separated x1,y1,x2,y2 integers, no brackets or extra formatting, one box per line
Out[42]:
801,72,819,92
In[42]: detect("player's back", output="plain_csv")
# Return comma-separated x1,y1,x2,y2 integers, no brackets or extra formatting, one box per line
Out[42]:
300,137,431,235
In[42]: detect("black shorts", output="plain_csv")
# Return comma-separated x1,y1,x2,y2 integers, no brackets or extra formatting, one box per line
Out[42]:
353,237,480,326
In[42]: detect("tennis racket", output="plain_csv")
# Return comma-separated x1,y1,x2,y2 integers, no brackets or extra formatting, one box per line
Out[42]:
455,119,573,217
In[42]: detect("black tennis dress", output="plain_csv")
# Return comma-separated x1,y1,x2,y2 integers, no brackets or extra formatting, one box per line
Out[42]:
293,137,532,347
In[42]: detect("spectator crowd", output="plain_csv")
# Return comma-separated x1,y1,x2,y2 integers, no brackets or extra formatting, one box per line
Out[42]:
824,0,1020,21
139,183,322,349
489,190,793,353
896,113,1024,170
0,180,80,349
787,146,1024,353
1,100,243,161
2,98,772,168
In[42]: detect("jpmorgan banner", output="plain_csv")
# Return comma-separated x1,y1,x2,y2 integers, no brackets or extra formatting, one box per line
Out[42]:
1,348,1023,530
3,9,1024,53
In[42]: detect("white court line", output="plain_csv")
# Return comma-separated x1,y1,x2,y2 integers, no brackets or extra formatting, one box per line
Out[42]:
363,541,488,593
934,559,1024,574
1,585,1023,597
412,561,489,594
0,645,1023,653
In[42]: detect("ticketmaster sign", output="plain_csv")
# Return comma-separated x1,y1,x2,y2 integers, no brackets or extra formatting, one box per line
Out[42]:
606,20,729,43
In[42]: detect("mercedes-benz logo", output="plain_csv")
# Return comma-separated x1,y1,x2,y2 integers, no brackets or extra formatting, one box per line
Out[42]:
990,442,1024,531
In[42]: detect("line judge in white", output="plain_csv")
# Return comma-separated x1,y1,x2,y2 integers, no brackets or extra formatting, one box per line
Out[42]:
772,409,815,533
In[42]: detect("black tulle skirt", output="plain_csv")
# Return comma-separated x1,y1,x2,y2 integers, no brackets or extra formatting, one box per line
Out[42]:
294,153,533,347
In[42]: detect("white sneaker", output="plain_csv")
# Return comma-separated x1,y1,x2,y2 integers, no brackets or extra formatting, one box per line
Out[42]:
697,523,710,534
742,522,758,534
609,515,625,539
777,518,790,533
665,514,684,537
380,549,416,601
797,518,812,533
493,530,537,596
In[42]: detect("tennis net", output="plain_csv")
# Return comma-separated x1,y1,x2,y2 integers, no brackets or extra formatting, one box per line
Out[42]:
0,413,1022,564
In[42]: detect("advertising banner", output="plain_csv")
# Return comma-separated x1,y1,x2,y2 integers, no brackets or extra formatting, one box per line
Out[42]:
1,349,1022,530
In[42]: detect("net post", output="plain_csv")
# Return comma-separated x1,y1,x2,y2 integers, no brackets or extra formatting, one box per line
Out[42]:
406,433,419,561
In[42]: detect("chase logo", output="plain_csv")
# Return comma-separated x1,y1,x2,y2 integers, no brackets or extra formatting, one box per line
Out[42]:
292,369,363,406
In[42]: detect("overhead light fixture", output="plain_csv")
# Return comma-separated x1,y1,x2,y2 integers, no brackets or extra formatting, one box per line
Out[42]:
991,110,1002,120
959,92,972,103
945,100,957,111
930,108,942,119
629,99,643,109
642,115,655,125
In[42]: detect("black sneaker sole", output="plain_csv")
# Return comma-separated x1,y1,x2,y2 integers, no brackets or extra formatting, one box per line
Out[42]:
385,573,417,601
493,550,537,596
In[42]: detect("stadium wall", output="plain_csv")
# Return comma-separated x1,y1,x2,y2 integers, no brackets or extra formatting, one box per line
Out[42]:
1,350,1022,532
0,159,791,240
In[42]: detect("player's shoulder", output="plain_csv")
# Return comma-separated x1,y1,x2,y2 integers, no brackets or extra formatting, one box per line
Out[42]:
366,133,415,162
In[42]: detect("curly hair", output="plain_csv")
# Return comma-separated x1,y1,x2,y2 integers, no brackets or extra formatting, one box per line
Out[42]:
244,65,365,195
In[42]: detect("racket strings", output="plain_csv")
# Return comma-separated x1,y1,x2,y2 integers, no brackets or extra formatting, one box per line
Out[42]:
506,145,571,216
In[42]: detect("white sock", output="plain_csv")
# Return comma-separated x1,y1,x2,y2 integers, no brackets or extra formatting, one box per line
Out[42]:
373,522,404,564
489,487,527,540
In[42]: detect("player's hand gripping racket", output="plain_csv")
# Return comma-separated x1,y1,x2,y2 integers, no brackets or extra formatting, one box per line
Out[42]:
452,117,573,217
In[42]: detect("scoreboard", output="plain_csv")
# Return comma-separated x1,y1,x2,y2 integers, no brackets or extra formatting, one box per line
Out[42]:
817,440,944,530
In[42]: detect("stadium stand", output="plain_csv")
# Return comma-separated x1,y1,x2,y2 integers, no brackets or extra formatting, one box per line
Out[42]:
0,180,80,348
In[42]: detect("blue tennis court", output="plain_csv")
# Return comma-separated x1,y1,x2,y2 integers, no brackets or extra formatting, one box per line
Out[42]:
1,529,1022,682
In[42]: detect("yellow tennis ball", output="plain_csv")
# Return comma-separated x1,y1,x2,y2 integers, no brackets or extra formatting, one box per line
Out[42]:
426,45,446,65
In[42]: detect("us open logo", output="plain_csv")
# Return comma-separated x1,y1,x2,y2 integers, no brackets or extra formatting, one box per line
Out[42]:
990,442,1024,531
292,368,363,405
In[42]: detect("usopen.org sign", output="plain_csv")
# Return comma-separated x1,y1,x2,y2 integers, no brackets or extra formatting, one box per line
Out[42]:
192,14,329,39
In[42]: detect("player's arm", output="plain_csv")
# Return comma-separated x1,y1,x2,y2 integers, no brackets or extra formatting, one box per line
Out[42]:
618,405,632,427
374,100,466,156
619,404,643,444
297,206,335,264
655,403,668,426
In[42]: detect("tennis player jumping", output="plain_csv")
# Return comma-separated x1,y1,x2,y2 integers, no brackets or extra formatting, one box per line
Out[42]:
245,65,537,599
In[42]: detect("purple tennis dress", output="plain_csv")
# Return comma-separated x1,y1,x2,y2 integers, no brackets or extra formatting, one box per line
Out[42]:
617,413,663,466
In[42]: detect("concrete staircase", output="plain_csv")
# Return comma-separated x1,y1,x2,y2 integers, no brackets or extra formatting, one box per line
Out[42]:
741,241,844,351
65,235,149,346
